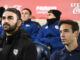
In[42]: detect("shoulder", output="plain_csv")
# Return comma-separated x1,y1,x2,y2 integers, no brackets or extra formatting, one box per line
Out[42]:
20,28,30,37
40,24,48,29
51,48,65,59
31,21,40,26
51,50,60,57
50,51,59,60
19,28,35,47
0,36,3,46
50,49,63,60
42,24,48,27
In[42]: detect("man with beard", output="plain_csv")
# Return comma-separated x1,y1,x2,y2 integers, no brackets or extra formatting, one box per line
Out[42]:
35,10,64,54
0,7,5,36
0,8,37,60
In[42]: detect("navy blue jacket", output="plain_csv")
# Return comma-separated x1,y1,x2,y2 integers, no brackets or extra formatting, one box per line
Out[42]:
50,46,80,60
20,19,40,41
35,21,64,54
0,21,3,36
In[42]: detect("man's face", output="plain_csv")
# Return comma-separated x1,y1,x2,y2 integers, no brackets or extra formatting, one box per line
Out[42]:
2,11,18,33
60,24,76,45
47,13,56,19
21,10,31,22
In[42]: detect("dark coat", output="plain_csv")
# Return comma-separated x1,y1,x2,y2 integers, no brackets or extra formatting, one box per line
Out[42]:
0,28,37,60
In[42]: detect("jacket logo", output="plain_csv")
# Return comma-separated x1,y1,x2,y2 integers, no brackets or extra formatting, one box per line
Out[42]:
45,26,48,29
26,24,30,27
13,49,18,56
55,25,59,29
0,25,1,27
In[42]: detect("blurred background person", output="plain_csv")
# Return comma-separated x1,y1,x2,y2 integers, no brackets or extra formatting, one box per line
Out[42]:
21,8,41,41
35,9,64,54
0,7,5,36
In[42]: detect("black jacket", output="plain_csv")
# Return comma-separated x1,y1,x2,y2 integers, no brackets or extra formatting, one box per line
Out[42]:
0,28,37,60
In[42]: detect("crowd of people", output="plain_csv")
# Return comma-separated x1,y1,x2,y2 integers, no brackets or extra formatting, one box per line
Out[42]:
0,7,80,60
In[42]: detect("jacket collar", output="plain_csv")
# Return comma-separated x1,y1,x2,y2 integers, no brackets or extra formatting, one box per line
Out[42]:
62,45,80,53
23,19,31,24
2,29,20,45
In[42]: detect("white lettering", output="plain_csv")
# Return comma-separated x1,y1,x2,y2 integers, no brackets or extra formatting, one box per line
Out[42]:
36,6,57,10
71,3,80,14
36,6,57,14
4,5,22,11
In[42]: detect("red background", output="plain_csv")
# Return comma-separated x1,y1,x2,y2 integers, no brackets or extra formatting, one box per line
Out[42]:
0,0,80,20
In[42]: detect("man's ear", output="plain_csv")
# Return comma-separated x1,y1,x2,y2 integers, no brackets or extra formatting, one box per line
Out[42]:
17,20,22,27
74,31,79,39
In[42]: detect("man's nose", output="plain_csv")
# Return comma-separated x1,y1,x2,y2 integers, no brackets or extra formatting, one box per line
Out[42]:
61,32,65,37
4,18,9,22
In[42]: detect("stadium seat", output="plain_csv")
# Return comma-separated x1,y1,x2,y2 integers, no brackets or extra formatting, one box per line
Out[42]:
35,42,50,60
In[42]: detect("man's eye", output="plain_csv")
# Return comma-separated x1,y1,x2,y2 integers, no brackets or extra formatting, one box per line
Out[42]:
8,16,13,19
25,13,28,15
60,31,62,33
64,29,69,32
22,13,23,14
48,14,51,16
2,17,5,20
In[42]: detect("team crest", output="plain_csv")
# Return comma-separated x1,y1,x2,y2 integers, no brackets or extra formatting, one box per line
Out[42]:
55,25,59,29
26,24,30,27
45,26,48,29
13,49,18,56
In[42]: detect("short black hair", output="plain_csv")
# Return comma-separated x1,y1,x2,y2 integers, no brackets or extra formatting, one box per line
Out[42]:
58,20,79,32
48,10,61,20
4,8,21,20
0,7,5,18
22,8,32,15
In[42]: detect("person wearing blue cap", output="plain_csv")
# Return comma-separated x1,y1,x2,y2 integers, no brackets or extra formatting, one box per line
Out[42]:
35,9,64,54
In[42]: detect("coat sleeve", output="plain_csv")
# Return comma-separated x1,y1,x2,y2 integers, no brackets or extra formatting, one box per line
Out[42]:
30,23,40,41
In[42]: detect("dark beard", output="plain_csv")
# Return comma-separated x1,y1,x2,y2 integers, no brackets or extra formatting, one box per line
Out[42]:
47,18,58,25
3,23,17,33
